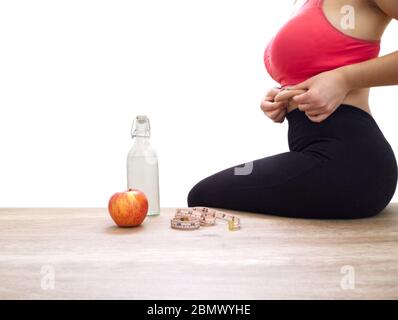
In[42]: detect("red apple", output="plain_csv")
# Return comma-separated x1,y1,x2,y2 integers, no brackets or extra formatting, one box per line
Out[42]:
108,188,148,227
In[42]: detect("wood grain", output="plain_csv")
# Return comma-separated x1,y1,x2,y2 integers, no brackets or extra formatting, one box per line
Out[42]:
0,205,397,299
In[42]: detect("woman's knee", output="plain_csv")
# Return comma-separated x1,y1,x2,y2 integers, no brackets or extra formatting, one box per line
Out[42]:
187,181,206,207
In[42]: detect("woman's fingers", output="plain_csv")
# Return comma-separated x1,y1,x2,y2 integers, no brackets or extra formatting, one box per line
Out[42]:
298,104,311,112
261,102,287,123
264,87,282,101
268,108,286,123
302,103,325,116
292,91,312,104
274,89,307,102
274,109,287,123
260,100,286,112
261,87,290,123
267,108,283,118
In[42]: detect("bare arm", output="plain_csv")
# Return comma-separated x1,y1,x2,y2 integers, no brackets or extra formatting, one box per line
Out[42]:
339,0,398,90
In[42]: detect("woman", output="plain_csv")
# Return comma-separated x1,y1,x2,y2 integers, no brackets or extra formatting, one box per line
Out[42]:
187,0,398,219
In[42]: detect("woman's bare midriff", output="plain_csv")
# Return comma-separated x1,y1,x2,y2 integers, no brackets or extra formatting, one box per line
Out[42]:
286,88,372,116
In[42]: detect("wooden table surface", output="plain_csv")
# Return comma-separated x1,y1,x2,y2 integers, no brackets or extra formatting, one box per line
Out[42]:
0,205,397,300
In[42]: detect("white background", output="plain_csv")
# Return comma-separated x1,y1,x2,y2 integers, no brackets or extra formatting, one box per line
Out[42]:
0,0,397,207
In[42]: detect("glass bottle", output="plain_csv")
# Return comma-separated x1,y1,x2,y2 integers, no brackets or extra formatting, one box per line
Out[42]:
127,115,160,216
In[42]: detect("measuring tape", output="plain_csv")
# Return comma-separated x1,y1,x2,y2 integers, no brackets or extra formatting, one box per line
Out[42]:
170,207,241,231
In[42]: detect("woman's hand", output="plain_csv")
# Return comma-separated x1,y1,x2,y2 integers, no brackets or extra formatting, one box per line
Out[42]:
260,87,288,123
275,69,351,123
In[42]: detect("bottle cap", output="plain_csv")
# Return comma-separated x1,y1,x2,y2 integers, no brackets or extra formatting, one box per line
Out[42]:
131,115,151,138
136,115,148,122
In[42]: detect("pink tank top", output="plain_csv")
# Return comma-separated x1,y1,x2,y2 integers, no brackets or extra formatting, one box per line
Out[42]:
264,0,380,87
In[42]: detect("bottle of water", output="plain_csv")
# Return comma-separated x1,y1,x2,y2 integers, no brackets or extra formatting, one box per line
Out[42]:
127,115,160,216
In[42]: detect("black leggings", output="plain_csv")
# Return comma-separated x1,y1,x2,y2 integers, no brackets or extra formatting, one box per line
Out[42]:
187,104,398,219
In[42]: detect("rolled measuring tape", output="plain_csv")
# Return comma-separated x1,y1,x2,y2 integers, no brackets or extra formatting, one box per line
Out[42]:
170,207,241,231
170,214,201,230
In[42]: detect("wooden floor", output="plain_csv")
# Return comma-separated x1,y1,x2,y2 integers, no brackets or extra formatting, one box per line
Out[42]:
0,205,397,300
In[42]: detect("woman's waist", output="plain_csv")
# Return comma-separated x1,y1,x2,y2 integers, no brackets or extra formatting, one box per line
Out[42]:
286,88,372,115
287,103,383,145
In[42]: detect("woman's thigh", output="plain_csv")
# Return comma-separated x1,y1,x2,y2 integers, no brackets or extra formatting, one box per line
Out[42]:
187,151,327,218
187,143,396,219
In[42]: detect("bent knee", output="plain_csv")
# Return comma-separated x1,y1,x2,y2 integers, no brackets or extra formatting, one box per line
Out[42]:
187,182,205,207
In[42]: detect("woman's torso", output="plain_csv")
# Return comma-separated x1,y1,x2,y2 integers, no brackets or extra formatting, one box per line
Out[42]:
265,0,390,116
